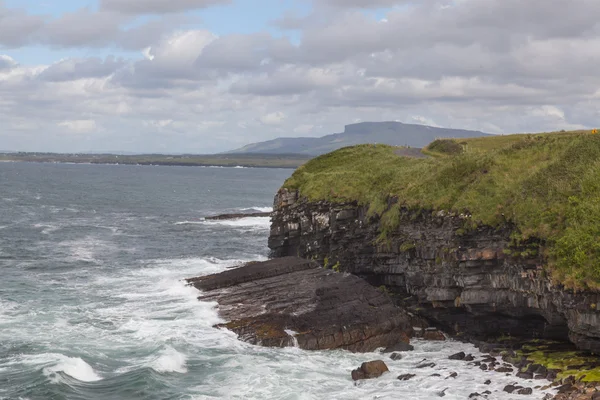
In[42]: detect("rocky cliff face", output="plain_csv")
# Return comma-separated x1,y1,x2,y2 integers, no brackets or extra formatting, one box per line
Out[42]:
268,189,600,354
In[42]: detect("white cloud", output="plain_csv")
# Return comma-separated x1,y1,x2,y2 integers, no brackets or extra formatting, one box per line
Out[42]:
260,111,286,126
57,119,97,133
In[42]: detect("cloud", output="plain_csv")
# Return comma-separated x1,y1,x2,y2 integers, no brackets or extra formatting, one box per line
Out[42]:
260,112,286,125
38,57,124,82
100,0,231,14
0,55,16,70
57,119,97,133
2,0,600,153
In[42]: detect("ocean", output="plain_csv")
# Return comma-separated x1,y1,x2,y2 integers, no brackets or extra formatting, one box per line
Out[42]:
0,162,553,399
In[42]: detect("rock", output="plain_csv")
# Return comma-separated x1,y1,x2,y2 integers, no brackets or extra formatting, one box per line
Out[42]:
479,364,488,371
382,342,415,353
390,352,403,361
484,380,491,385
422,328,446,341
351,360,389,380
464,354,475,361
447,372,458,379
504,385,519,393
449,352,466,360
517,387,533,395
496,367,514,373
187,257,413,352
205,211,271,220
416,362,436,368
517,371,534,379
435,388,448,397
468,393,480,398
430,373,441,377
398,373,416,381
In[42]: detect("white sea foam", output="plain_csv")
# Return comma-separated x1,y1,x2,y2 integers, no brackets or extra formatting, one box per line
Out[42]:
37,354,102,382
150,346,188,373
202,216,271,229
241,206,273,212
33,223,61,235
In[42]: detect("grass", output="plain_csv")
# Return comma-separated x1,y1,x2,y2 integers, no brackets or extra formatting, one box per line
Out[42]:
283,129,600,289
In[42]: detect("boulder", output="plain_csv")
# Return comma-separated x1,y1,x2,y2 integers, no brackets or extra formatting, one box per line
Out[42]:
351,360,389,380
448,352,466,360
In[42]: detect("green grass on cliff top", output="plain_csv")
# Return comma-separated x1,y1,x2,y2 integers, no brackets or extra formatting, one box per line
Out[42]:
284,130,600,289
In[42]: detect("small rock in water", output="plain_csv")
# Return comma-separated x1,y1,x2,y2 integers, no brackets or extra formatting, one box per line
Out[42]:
447,372,458,379
382,342,414,353
484,380,491,385
479,364,488,371
435,388,448,397
517,387,533,395
503,385,522,394
468,393,480,399
516,371,534,379
351,360,389,381
397,373,416,381
416,362,436,369
430,373,442,377
448,352,466,360
389,352,403,361
495,367,513,373
464,354,475,361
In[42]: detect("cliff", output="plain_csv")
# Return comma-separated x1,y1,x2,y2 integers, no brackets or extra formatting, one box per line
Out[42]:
268,131,600,354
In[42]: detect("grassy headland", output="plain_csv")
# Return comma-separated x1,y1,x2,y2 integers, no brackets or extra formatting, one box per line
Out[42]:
284,130,600,289
0,152,311,169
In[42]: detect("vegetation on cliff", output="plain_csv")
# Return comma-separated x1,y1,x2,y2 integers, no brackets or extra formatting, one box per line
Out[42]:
283,130,600,289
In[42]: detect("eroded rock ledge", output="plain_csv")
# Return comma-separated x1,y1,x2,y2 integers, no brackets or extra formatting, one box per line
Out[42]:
268,188,600,353
186,256,414,352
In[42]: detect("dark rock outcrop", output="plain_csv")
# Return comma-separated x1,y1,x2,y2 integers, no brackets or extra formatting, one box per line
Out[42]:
268,188,600,353
205,212,271,220
187,256,414,352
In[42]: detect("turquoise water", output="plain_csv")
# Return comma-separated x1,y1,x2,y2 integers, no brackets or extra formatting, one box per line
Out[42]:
0,162,554,400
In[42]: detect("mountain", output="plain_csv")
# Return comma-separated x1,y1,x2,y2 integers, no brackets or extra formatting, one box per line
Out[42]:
226,121,492,155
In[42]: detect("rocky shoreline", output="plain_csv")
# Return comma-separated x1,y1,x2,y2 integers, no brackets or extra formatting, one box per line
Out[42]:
185,188,600,399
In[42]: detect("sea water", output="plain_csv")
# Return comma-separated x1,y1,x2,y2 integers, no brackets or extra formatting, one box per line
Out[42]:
0,162,553,399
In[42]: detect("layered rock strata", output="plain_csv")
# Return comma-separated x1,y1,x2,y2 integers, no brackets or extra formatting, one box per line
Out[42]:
268,189,600,353
186,256,414,352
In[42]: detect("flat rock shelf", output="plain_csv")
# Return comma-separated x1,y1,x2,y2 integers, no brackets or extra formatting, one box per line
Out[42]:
186,256,414,352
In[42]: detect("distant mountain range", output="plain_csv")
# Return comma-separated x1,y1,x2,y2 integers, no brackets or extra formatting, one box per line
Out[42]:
226,121,491,155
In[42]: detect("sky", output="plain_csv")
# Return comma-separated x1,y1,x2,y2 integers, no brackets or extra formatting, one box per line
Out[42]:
1,0,599,153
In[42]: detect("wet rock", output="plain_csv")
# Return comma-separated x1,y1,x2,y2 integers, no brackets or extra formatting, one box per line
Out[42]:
484,380,492,385
449,352,466,360
205,211,271,220
479,364,488,371
430,373,442,377
517,387,533,395
422,328,446,341
504,385,520,393
464,354,475,361
468,393,480,398
351,360,389,380
496,367,514,373
517,371,534,379
416,362,436,368
390,352,403,361
187,257,413,352
447,372,458,379
435,388,448,397
382,342,415,353
398,373,416,381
